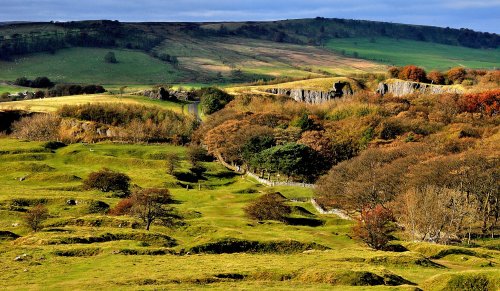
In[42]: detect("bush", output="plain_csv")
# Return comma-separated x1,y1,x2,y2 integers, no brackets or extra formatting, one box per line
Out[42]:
109,198,134,215
245,193,291,222
83,168,131,193
43,141,67,150
24,204,49,232
12,114,61,141
398,65,427,82
104,51,117,63
447,67,467,84
87,200,110,214
428,71,445,85
198,87,234,115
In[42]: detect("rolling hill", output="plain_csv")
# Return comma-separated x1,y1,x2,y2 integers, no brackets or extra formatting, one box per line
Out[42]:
0,19,498,85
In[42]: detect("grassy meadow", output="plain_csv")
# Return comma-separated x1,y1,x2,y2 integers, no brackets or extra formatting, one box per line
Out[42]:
0,138,498,290
326,37,500,70
0,48,185,85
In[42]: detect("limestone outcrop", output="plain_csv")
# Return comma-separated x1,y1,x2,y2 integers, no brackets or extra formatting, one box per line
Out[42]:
377,80,462,97
141,87,197,101
265,81,354,104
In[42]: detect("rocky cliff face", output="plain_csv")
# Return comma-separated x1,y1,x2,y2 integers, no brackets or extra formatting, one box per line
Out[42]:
141,88,197,101
377,80,462,97
265,81,353,104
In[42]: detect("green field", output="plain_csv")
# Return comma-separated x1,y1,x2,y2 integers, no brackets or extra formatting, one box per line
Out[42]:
0,138,498,290
0,48,185,85
326,37,500,70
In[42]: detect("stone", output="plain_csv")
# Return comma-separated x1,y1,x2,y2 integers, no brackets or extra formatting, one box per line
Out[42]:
377,80,463,97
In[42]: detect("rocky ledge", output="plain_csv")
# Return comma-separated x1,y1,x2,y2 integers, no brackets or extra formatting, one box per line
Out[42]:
265,81,354,104
377,80,463,97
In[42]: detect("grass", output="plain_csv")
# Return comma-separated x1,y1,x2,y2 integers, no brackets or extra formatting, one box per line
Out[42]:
326,37,500,70
0,137,498,289
0,94,185,113
0,47,185,84
0,38,386,86
0,83,31,95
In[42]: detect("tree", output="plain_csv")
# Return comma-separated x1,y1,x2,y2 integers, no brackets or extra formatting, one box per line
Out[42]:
244,193,291,222
398,65,427,82
104,51,117,63
25,204,49,232
353,204,395,250
14,77,31,87
31,76,54,88
427,71,445,85
198,87,233,115
258,143,320,182
130,188,172,230
83,168,131,193
447,67,467,84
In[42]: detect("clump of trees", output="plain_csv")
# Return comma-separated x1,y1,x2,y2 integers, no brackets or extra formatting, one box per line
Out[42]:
198,87,234,114
398,65,427,83
10,103,197,144
83,168,131,193
14,76,54,88
244,193,291,222
24,204,49,232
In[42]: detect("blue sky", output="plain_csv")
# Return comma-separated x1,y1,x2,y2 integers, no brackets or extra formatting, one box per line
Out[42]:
1,0,499,33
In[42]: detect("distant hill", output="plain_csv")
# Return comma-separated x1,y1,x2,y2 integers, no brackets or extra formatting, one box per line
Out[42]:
0,19,498,84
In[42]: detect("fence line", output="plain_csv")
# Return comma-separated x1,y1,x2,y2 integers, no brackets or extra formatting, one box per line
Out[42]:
246,171,315,188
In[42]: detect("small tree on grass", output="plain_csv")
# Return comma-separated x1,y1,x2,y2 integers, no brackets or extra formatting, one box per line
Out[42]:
25,204,49,232
353,204,395,250
131,188,172,231
244,193,291,223
83,168,130,193
104,51,118,64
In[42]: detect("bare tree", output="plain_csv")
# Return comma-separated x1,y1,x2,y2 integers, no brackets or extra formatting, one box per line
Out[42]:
131,188,172,231
25,204,49,232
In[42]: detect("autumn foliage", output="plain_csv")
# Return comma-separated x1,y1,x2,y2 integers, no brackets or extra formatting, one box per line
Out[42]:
398,65,427,82
459,89,500,116
352,204,395,250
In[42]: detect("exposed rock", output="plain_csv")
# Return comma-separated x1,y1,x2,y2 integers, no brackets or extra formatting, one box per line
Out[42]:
140,87,197,101
377,80,462,97
265,81,354,104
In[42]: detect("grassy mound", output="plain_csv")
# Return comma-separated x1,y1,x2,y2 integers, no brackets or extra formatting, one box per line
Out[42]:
189,238,329,254
46,232,176,247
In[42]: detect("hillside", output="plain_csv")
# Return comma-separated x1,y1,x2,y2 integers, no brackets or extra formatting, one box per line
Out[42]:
0,138,498,289
326,37,500,70
0,19,498,85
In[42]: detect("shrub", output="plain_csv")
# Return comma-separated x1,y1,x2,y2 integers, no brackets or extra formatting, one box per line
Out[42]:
459,89,500,116
87,200,110,214
12,114,61,141
387,66,400,78
83,168,131,193
109,198,134,216
447,67,467,84
24,204,49,232
187,145,211,164
398,65,427,82
245,193,291,222
353,204,395,250
199,87,234,114
427,71,445,85
104,51,117,63
43,141,67,150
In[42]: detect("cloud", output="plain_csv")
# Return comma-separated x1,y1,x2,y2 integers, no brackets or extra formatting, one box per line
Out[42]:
0,0,498,33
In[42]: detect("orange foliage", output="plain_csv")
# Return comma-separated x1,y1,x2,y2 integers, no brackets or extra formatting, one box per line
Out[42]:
460,89,500,116
398,65,427,82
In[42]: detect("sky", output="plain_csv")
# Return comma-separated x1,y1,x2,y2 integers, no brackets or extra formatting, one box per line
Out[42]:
1,0,499,33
